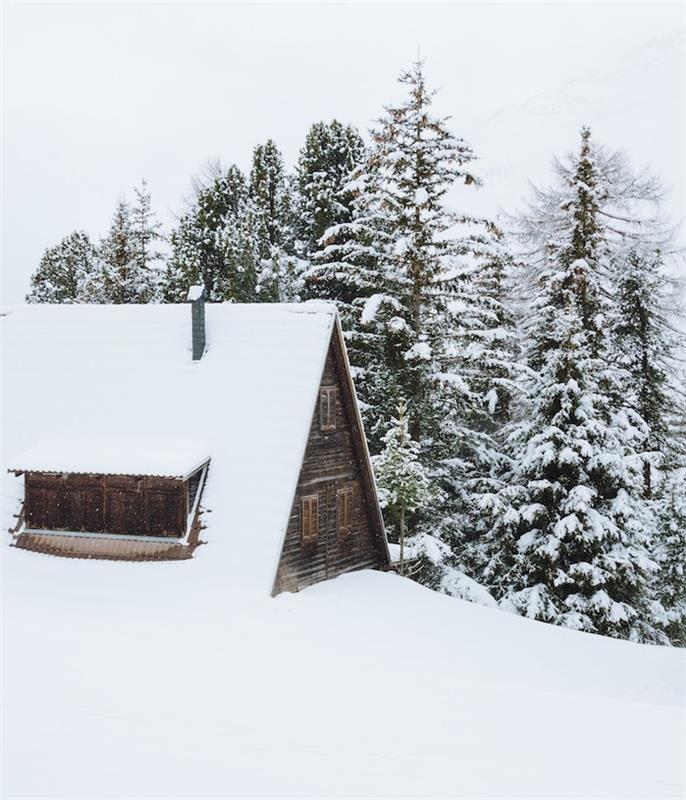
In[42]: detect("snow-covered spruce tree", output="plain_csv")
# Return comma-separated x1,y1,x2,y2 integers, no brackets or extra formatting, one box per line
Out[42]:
163,163,258,302
296,120,365,258
26,230,98,303
612,244,685,490
307,161,400,444
372,402,431,576
310,61,513,593
487,128,664,642
249,140,302,301
467,222,523,428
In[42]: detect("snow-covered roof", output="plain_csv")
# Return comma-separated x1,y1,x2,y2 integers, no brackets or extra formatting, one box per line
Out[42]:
0,302,337,592
9,438,210,480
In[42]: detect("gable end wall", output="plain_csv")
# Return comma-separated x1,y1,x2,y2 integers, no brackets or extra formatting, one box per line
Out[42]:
273,327,388,594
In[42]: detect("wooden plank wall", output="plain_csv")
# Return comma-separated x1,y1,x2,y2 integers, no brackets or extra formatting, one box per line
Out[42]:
274,336,387,594
24,473,187,538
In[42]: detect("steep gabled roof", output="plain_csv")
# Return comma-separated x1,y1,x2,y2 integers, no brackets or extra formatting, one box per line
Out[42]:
0,302,381,593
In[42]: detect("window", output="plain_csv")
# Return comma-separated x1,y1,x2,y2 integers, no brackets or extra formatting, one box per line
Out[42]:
301,494,319,543
320,386,336,430
337,485,353,537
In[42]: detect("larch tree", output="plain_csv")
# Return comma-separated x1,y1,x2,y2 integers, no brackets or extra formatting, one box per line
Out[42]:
26,231,98,303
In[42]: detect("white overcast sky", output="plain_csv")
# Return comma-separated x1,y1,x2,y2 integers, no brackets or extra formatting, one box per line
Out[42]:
1,1,684,303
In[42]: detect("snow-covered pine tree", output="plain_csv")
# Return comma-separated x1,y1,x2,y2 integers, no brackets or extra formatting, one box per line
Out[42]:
163,163,258,302
488,128,664,642
26,231,98,303
372,401,431,575
249,140,301,301
296,120,365,258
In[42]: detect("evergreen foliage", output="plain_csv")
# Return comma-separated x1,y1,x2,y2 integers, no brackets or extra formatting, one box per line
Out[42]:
309,62,519,592
249,140,302,301
372,402,431,575
656,468,686,645
26,231,98,303
296,120,365,257
83,186,162,304
163,163,258,302
487,128,667,642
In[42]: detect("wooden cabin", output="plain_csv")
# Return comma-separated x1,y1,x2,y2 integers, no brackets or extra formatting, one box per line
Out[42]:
3,295,390,594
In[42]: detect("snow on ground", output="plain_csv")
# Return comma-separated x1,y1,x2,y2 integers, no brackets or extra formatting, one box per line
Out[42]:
1,547,684,799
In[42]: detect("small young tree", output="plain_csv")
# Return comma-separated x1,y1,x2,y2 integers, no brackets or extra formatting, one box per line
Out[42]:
26,230,98,303
372,402,431,575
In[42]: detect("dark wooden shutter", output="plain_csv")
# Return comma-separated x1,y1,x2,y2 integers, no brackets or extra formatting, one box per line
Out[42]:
301,494,319,542
320,387,336,430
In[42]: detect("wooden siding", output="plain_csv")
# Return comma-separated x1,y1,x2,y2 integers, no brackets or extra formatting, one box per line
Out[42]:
274,328,388,594
24,473,187,538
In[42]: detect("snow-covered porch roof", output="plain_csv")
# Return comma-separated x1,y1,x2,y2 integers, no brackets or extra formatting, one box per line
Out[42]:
9,437,211,481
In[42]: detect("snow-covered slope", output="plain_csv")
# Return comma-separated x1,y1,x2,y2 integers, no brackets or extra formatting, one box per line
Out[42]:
1,551,684,799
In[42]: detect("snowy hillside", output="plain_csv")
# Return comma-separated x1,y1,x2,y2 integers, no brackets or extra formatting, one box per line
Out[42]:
1,542,684,798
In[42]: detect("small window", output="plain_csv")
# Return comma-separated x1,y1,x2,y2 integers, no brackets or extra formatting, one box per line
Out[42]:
301,494,319,543
320,387,336,430
337,485,353,537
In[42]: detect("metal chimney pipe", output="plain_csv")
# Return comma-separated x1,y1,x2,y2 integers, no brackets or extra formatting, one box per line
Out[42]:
187,284,206,361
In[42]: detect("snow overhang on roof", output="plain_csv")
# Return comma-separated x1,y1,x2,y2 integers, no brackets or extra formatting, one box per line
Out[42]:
8,438,211,481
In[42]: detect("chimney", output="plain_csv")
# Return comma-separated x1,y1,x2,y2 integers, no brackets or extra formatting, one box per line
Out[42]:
187,284,206,361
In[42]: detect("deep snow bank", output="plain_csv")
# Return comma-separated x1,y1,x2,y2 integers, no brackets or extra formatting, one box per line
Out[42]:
1,544,683,800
